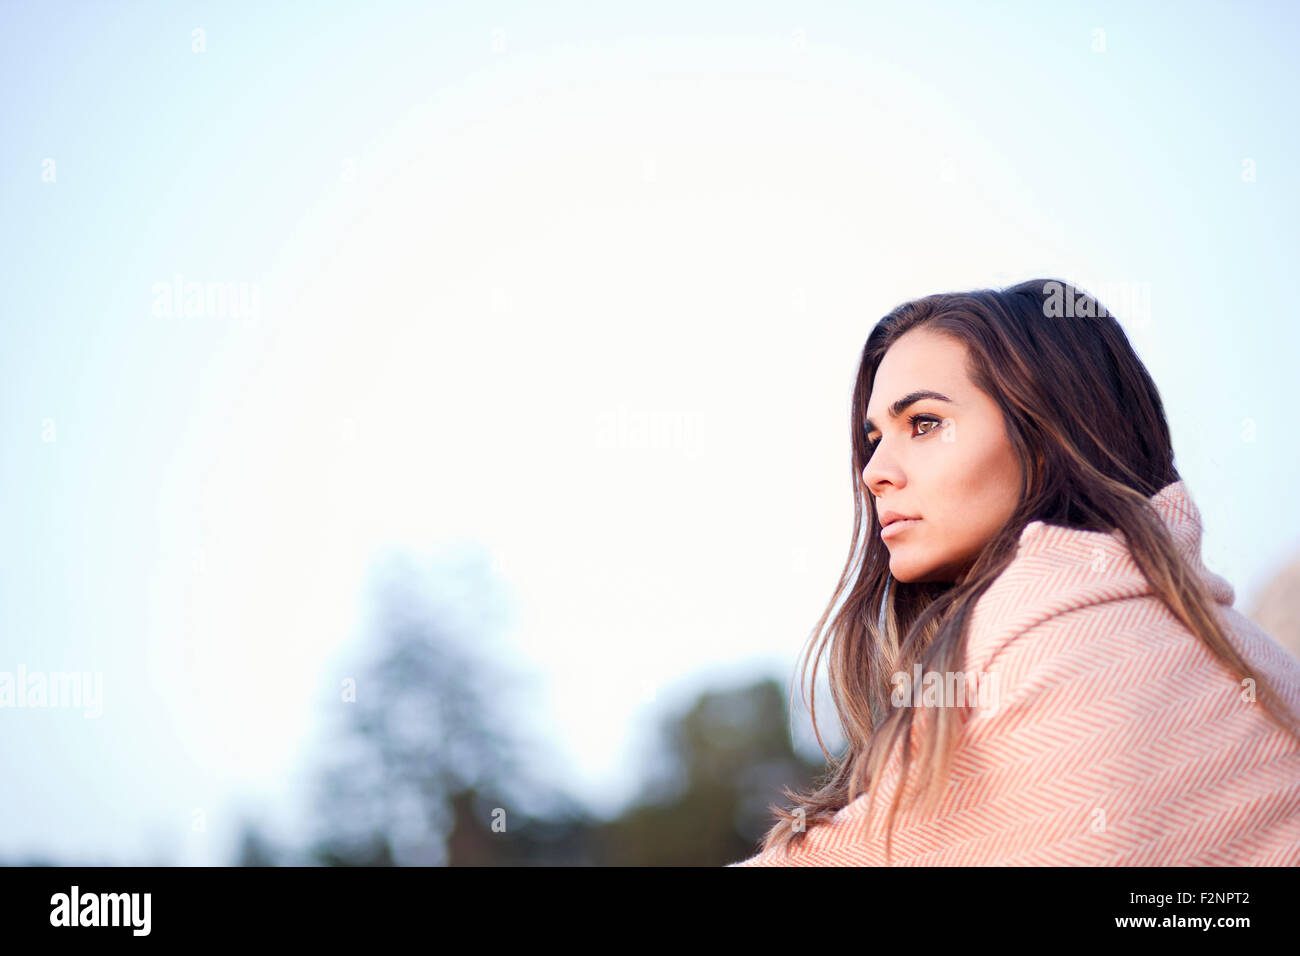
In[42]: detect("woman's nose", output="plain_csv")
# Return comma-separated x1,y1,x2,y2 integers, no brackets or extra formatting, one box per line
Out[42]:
862,445,901,495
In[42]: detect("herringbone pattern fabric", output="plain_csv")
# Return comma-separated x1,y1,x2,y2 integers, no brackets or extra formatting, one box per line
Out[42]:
728,480,1300,866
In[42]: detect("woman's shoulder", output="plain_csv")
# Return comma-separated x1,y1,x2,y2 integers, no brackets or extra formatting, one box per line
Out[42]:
965,520,1155,670
970,483,1234,644
963,514,1300,714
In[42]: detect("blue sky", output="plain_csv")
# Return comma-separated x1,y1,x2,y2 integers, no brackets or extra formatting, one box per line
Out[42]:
2,0,1298,863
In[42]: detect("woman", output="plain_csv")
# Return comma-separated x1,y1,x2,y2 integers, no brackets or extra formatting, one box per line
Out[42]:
729,279,1300,866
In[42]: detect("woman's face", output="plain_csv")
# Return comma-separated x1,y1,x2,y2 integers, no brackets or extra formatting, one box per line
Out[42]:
862,328,1023,583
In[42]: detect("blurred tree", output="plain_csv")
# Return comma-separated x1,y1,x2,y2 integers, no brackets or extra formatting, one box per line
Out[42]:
443,786,602,865
304,550,560,866
593,679,827,865
234,819,281,866
267,547,835,866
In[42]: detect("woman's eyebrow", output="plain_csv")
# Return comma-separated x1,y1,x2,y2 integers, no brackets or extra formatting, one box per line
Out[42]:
864,390,955,433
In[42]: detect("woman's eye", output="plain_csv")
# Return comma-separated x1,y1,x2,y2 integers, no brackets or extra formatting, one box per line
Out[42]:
865,415,942,456
911,414,949,437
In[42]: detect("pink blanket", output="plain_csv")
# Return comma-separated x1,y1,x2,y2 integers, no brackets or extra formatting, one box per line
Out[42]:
730,480,1300,865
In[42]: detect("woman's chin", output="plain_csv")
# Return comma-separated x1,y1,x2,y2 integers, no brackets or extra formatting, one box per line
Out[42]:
888,555,923,583
889,554,953,585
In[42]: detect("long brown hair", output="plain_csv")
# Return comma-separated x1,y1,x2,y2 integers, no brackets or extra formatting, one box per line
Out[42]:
756,278,1300,862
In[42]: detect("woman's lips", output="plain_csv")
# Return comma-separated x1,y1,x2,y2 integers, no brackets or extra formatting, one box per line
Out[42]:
881,518,921,540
